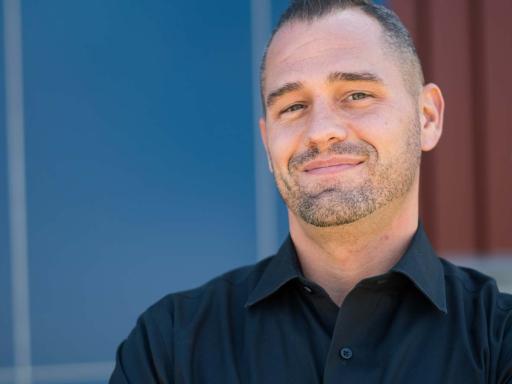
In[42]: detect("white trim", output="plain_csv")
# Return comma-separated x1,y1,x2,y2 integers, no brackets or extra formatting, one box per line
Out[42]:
3,0,32,383
250,0,278,260
0,362,115,383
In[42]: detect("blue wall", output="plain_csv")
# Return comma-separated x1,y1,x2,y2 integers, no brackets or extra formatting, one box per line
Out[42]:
22,0,257,366
1,0,385,382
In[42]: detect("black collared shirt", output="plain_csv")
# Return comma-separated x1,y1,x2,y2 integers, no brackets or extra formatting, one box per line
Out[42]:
110,224,512,383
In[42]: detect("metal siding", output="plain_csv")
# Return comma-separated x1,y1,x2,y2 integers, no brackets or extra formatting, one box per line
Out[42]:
425,0,477,251
390,0,512,253
479,0,512,251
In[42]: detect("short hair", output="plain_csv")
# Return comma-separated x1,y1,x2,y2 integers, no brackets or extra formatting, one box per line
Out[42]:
260,0,424,111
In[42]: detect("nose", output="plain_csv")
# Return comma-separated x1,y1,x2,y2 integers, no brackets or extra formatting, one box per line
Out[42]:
304,100,349,150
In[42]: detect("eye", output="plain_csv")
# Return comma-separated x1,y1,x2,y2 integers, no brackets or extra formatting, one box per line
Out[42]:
347,92,371,101
281,103,306,115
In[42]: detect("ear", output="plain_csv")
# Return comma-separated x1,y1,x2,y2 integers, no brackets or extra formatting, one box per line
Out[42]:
419,83,444,152
259,117,273,173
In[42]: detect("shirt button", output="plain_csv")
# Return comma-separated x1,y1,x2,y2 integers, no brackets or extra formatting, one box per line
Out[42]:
339,347,353,360
303,285,313,293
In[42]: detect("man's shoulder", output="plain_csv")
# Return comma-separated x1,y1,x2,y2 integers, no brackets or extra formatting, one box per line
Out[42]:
439,258,512,356
439,259,512,377
110,256,278,382
141,255,275,322
440,257,512,310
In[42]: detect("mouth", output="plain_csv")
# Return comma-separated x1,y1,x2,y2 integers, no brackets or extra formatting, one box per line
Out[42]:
302,156,365,175
305,163,362,175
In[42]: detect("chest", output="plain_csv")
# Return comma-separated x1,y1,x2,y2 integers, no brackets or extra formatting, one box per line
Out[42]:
172,288,490,384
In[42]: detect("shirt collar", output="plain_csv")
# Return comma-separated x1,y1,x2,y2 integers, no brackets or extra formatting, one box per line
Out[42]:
245,222,447,314
390,222,447,313
245,236,302,308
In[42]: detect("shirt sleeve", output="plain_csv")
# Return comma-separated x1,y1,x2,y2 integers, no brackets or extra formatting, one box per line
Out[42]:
109,301,175,384
497,300,512,384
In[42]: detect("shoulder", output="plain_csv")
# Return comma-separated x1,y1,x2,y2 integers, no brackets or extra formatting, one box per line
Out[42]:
141,255,274,325
440,259,512,380
440,258,512,310
110,256,275,382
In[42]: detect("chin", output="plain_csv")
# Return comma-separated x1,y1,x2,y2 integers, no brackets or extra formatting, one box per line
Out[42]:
294,196,378,228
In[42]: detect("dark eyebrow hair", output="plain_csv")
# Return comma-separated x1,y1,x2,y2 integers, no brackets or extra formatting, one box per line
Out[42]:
327,71,383,84
265,82,303,108
265,72,383,110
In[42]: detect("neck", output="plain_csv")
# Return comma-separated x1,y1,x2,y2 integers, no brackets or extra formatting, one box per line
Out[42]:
289,188,419,306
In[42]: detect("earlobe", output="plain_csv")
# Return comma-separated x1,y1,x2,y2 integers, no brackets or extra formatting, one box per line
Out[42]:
419,83,445,152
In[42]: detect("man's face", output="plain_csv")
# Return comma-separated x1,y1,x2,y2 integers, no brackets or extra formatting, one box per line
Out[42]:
260,9,423,227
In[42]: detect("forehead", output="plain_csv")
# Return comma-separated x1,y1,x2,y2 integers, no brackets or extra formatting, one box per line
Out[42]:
264,9,402,91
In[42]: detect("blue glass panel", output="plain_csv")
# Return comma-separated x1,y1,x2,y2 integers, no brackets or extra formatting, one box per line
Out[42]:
22,0,254,365
272,0,290,25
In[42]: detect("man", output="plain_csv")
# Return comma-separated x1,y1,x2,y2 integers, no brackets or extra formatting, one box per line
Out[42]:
110,0,512,382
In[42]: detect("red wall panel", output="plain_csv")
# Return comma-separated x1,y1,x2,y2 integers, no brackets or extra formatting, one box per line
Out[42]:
389,0,512,254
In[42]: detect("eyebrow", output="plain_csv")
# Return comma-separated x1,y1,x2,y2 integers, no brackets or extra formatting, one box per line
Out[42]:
266,82,304,108
327,71,383,84
265,71,384,109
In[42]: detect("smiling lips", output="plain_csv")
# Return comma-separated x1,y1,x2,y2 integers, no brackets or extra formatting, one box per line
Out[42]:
302,156,365,175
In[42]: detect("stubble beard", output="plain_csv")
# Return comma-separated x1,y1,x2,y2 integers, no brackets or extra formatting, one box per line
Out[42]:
273,120,422,227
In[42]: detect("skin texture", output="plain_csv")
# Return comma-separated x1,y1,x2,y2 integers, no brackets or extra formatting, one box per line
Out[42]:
259,9,445,306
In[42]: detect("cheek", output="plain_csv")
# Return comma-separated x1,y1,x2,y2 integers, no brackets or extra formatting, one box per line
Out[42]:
353,109,414,158
268,127,303,170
